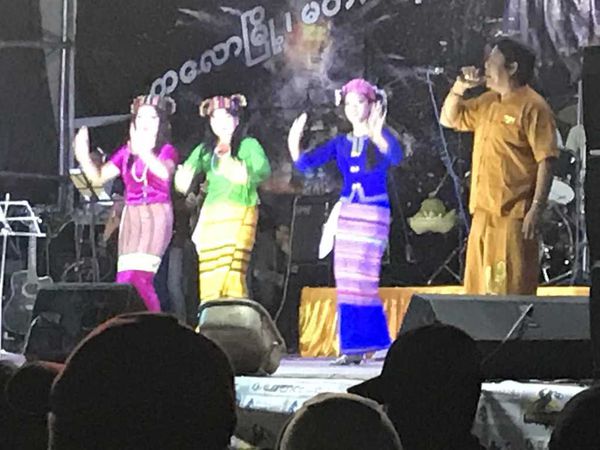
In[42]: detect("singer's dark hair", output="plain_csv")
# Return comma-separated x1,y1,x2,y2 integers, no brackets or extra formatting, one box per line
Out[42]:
494,38,536,86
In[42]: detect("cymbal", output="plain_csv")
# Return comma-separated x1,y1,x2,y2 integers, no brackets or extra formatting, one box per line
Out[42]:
555,129,565,150
557,104,578,125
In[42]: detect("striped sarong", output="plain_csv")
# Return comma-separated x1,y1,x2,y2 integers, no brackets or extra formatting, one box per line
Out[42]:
334,202,391,354
118,202,173,273
192,203,258,302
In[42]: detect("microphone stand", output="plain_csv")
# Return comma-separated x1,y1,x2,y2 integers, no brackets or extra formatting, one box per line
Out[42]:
0,195,45,358
70,170,101,283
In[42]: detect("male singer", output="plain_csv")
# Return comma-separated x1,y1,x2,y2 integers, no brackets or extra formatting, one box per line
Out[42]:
440,38,558,295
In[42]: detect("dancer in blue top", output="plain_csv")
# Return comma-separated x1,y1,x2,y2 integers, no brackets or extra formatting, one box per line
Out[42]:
288,78,404,364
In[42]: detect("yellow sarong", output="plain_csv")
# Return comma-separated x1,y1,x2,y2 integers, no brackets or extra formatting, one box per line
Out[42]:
192,203,258,302
464,209,539,295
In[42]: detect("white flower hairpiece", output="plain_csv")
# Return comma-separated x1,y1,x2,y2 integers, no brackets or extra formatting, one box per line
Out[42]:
334,89,343,106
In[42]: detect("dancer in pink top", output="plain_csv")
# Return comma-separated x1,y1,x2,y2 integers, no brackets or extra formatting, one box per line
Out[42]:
74,95,179,311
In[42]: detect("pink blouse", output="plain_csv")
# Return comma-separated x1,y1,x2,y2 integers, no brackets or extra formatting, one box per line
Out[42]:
109,144,178,205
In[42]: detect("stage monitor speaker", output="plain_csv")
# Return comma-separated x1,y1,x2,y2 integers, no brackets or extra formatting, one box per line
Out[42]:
24,283,146,362
583,46,600,263
198,298,286,375
399,294,592,380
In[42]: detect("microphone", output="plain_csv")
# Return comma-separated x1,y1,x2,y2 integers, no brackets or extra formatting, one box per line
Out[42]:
426,66,446,75
457,67,486,86
412,65,448,75
413,65,486,85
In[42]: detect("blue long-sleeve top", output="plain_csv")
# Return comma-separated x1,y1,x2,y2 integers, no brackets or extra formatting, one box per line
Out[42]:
295,128,403,208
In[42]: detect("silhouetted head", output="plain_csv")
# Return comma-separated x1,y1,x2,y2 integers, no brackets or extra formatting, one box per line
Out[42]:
49,313,236,450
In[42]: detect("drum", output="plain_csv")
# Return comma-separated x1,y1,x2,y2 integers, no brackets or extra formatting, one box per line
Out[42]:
548,151,577,205
548,178,575,205
539,204,574,283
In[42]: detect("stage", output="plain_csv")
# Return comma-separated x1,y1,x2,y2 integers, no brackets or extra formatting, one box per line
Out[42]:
235,356,589,449
299,285,591,356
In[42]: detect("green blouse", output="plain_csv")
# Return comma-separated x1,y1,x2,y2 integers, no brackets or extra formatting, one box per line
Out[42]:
183,137,271,207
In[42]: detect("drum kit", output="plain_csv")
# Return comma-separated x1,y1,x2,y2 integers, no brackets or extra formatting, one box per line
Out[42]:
539,119,587,284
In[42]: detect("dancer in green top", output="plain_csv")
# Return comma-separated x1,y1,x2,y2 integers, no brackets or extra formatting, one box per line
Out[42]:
175,94,271,301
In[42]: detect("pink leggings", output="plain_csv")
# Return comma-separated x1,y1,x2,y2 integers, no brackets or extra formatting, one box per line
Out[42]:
116,270,161,312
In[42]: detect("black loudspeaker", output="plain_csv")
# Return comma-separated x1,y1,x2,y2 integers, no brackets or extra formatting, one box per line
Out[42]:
583,46,600,264
583,46,600,151
399,294,592,380
289,194,336,264
277,263,333,354
583,47,600,380
278,194,335,353
198,298,286,375
591,268,600,378
24,283,146,362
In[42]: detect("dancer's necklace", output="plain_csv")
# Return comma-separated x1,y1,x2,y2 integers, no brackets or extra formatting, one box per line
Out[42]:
131,157,149,183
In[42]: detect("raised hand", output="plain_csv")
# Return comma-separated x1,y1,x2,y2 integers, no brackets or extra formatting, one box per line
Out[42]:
452,66,484,96
368,102,386,140
174,165,195,194
368,103,388,152
219,156,248,184
74,127,91,164
288,113,307,162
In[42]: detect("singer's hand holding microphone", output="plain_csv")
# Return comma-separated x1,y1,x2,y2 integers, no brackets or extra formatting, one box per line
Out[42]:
451,66,485,96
